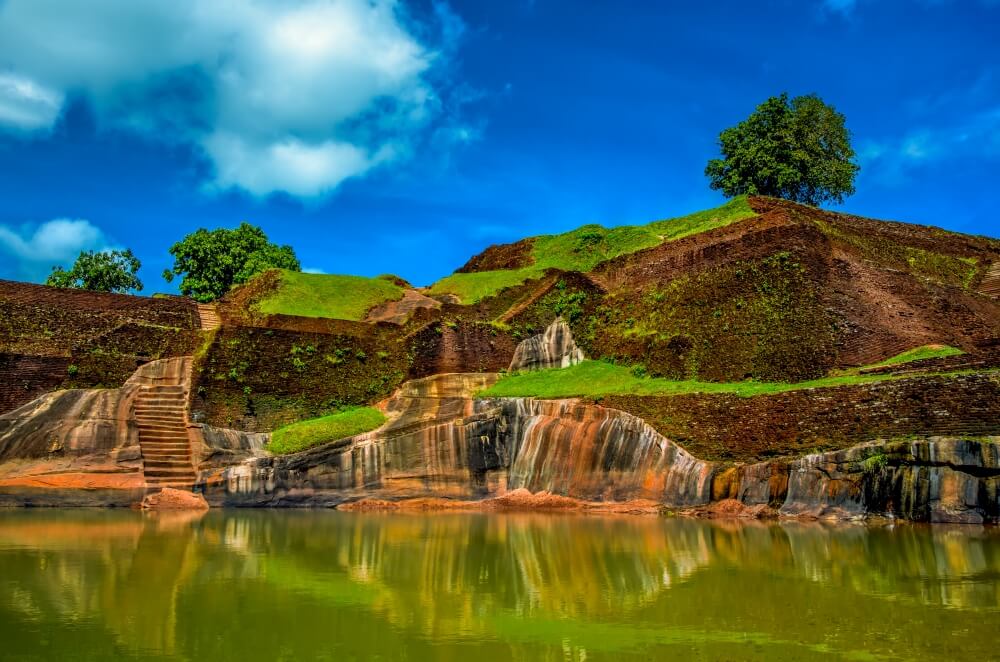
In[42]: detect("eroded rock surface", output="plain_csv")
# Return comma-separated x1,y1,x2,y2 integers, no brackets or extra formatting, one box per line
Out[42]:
211,373,1000,522
508,317,585,371
2,360,998,523
141,488,209,511
0,358,191,492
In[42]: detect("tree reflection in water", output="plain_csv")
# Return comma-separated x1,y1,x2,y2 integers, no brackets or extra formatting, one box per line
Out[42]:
0,510,998,661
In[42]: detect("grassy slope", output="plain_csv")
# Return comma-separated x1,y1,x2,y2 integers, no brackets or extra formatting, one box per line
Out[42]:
429,197,756,303
479,345,975,400
863,344,962,368
255,270,404,321
268,407,387,454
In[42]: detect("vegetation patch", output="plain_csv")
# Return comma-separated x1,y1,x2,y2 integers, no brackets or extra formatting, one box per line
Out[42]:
254,270,405,321
268,407,387,455
429,197,756,303
863,345,963,370
815,220,982,289
478,359,993,400
583,249,835,382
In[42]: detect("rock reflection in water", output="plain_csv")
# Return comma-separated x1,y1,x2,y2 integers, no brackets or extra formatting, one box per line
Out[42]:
0,511,998,661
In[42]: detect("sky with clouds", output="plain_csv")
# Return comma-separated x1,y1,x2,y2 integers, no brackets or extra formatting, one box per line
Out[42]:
0,0,997,289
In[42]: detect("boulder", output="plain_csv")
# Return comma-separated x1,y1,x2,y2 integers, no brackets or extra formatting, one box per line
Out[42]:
141,488,209,511
509,317,585,371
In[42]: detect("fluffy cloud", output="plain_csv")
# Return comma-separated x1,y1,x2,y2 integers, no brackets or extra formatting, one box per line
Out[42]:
0,218,113,281
0,0,468,197
860,107,1000,185
0,73,64,131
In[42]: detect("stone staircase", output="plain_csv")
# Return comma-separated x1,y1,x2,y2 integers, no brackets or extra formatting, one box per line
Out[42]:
136,383,197,488
196,303,221,331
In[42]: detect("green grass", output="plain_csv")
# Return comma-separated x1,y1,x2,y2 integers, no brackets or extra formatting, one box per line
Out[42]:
829,344,966,377
428,197,757,303
863,344,963,369
478,359,990,400
268,407,387,455
255,270,404,321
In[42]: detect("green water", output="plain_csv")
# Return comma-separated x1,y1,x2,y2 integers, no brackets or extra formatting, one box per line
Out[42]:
0,510,998,661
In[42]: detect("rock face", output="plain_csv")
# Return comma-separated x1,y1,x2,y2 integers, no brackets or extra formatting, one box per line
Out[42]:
508,317,585,372
2,358,997,523
0,358,192,498
211,373,1000,522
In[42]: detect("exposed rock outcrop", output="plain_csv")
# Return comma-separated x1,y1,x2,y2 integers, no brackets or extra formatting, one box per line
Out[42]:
209,373,1000,522
2,360,998,523
0,358,192,493
508,317,585,371
141,487,209,510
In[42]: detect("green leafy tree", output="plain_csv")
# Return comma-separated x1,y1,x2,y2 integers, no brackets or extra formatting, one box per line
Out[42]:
163,222,300,302
705,93,859,206
46,249,143,293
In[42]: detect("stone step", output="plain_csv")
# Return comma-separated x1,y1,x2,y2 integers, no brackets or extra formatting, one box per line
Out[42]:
139,436,188,445
135,402,187,412
144,466,197,478
145,478,197,487
141,386,186,394
143,459,193,470
141,447,191,464
140,439,190,448
138,425,188,434
135,398,187,407
140,437,190,446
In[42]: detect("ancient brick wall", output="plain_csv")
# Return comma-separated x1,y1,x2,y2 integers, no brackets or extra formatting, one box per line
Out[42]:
0,279,199,356
408,321,517,378
0,353,71,414
604,372,1000,464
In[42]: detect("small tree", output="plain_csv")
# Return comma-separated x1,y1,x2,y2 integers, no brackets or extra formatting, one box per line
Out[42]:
46,249,143,293
163,222,300,302
705,93,859,206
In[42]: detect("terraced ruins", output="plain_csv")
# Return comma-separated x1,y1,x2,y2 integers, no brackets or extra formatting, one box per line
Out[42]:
1,196,999,521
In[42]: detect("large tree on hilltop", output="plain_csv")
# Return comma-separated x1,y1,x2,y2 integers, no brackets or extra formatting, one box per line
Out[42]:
163,223,300,302
46,249,143,293
705,93,859,206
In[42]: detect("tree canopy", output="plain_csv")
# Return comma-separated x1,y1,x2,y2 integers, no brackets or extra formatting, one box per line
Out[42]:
46,249,143,293
704,93,859,206
163,223,300,302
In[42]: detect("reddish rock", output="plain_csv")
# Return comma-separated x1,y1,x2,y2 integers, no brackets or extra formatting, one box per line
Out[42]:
141,488,209,511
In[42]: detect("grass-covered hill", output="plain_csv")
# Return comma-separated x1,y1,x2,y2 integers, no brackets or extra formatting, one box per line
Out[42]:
3,196,999,437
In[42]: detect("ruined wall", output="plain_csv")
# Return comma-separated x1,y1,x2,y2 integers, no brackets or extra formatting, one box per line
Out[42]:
0,353,71,414
0,281,201,410
191,325,410,431
603,372,1000,463
408,320,517,378
210,374,999,522
0,280,198,356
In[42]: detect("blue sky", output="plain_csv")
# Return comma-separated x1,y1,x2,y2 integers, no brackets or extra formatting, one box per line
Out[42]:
0,0,997,291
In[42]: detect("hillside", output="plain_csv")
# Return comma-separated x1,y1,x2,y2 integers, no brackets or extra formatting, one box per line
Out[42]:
2,195,999,439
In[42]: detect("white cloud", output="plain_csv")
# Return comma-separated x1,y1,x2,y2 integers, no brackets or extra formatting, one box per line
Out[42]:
0,73,64,131
0,0,472,198
0,218,113,281
860,107,1000,185
302,267,328,274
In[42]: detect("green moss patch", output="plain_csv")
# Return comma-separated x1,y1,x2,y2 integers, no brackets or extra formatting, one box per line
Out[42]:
255,270,404,321
429,197,756,303
479,359,992,400
268,407,387,455
863,345,963,369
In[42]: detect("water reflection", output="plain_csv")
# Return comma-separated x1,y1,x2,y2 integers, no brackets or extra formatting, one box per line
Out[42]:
0,510,998,661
